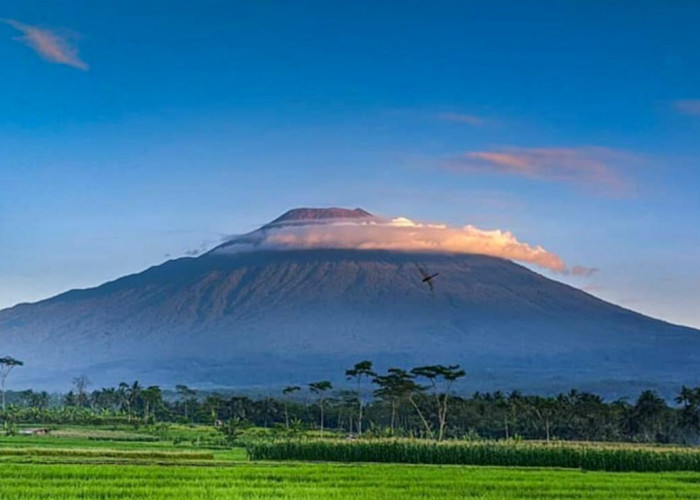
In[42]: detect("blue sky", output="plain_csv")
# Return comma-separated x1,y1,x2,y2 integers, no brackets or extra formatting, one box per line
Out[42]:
1,1,700,327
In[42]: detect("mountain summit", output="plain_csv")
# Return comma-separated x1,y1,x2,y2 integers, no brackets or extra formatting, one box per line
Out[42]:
267,207,374,226
0,208,698,395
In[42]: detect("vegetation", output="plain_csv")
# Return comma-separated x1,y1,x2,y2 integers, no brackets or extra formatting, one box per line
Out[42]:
0,356,23,411
246,438,700,472
2,366,699,446
0,460,696,499
0,412,694,498
0,427,696,498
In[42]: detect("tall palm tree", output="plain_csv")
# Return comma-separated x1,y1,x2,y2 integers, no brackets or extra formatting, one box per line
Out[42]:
345,361,375,435
308,381,332,433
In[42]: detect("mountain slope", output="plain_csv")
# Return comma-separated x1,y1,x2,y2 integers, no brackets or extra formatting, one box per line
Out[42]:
1,247,697,395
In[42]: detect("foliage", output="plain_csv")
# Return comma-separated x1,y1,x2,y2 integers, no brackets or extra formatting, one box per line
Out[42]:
246,438,700,472
0,359,699,446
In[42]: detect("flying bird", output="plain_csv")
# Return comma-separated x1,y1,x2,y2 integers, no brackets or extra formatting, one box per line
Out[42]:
416,265,439,292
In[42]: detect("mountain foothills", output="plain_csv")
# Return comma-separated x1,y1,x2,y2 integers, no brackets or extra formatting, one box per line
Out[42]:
0,208,698,396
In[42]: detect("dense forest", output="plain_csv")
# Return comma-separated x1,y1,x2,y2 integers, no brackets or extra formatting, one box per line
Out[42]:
1,358,699,445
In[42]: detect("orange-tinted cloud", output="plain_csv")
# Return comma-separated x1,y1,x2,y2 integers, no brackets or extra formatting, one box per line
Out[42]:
437,112,485,125
445,146,632,194
3,19,88,70
673,100,700,116
216,216,578,274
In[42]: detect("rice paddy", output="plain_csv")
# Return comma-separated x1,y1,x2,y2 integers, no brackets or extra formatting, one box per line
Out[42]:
0,427,698,498
0,462,698,499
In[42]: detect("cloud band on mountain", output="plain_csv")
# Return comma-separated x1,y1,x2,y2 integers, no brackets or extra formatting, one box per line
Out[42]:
215,216,588,274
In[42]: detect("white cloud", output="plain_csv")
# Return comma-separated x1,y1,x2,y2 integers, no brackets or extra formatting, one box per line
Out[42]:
215,216,577,273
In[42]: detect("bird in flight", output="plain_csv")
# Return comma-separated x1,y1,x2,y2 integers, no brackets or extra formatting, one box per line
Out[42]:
416,265,439,292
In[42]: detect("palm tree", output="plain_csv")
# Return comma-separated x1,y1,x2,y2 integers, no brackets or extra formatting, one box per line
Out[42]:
675,386,700,439
140,386,163,422
282,386,301,429
118,381,142,421
345,360,375,435
308,381,332,433
176,384,197,421
631,390,668,442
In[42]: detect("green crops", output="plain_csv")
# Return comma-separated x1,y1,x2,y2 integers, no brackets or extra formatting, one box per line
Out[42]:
0,463,697,499
0,447,213,461
246,439,700,472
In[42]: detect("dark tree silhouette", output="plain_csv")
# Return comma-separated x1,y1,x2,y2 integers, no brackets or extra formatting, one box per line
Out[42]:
0,356,23,411
411,364,466,441
308,381,333,432
676,386,700,440
373,368,420,434
282,385,301,428
176,384,197,421
345,360,376,435
118,380,142,422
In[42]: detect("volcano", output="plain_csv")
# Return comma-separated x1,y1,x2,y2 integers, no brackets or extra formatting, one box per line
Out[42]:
0,207,698,396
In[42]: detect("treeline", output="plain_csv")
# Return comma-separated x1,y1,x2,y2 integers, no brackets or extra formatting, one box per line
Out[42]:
1,362,700,445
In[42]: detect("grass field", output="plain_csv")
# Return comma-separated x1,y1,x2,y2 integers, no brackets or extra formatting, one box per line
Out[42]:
0,462,698,499
0,426,698,498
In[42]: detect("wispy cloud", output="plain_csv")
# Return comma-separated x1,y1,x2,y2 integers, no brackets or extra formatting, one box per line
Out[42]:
569,265,598,277
672,99,700,116
437,112,485,125
445,146,633,195
2,19,88,70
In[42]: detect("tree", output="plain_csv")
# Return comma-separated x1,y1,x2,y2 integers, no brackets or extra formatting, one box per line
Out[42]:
526,395,558,442
19,390,49,410
140,385,163,422
176,384,197,422
118,381,142,421
0,356,23,411
630,390,669,442
308,381,332,433
492,391,511,439
91,387,120,411
345,360,376,435
282,386,301,429
372,368,415,434
72,375,92,408
64,390,78,407
411,364,466,441
203,393,226,424
374,368,433,438
676,386,700,441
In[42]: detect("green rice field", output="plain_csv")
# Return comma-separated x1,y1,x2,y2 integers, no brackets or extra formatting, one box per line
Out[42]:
0,462,698,499
0,427,698,499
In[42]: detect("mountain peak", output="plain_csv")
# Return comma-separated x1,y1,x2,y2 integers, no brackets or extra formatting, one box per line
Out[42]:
267,207,374,226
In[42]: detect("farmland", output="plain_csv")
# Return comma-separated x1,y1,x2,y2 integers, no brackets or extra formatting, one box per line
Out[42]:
0,427,698,498
1,462,699,499
247,438,700,472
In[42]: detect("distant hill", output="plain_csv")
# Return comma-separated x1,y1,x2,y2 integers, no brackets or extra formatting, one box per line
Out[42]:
0,208,698,397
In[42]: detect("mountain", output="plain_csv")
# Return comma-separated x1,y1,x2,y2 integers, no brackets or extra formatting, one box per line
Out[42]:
0,208,698,397
266,207,374,226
